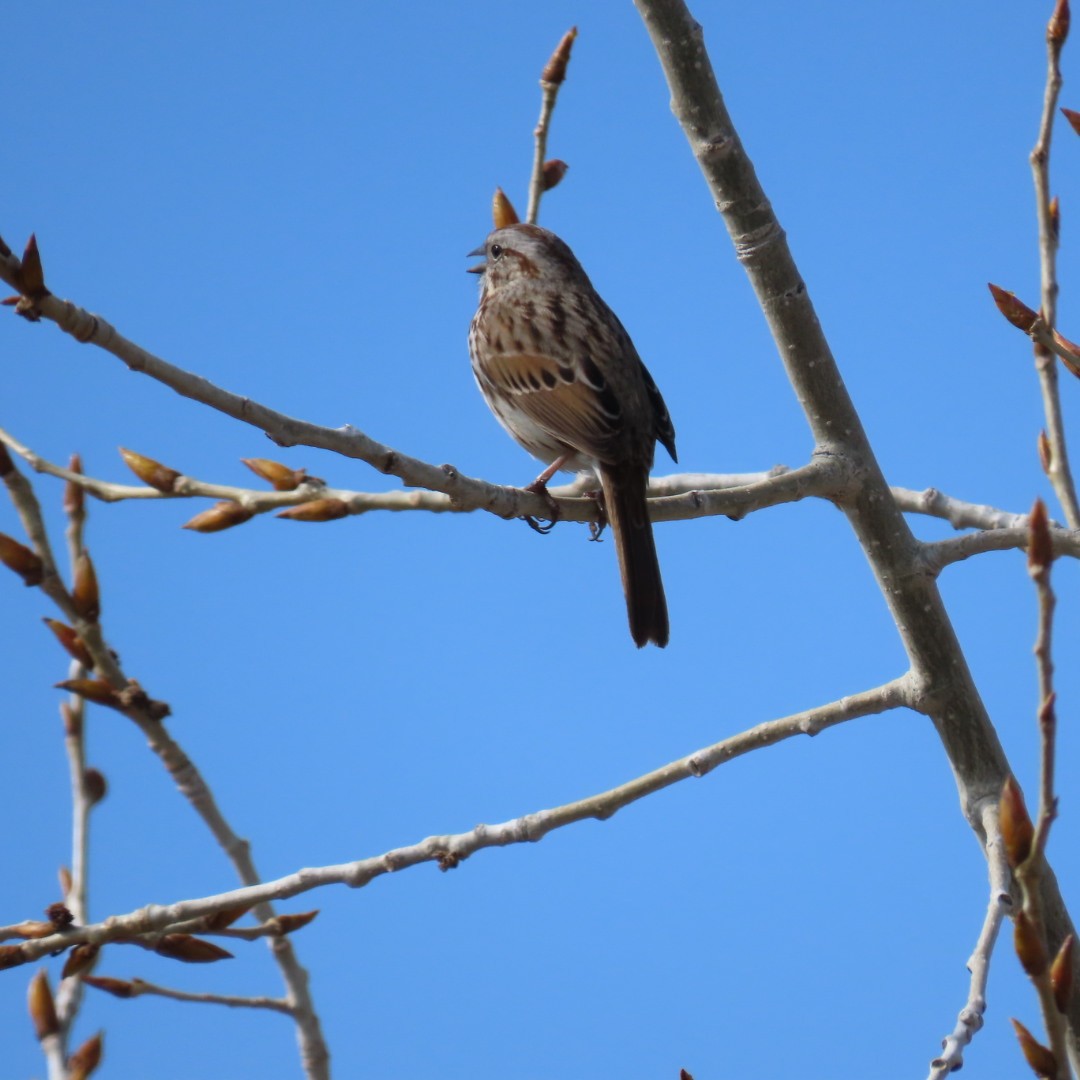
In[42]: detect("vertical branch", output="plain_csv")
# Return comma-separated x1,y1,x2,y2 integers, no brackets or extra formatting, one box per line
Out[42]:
525,27,576,225
1007,499,1073,1079
1031,0,1080,527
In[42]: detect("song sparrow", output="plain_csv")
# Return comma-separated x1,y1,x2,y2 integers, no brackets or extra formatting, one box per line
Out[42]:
467,223,677,648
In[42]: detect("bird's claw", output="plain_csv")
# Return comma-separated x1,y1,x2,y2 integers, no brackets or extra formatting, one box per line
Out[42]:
522,477,561,535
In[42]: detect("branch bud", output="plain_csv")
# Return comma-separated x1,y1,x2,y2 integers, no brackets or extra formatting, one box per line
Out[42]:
67,1031,104,1080
1038,430,1053,473
241,458,307,491
542,159,569,191
83,768,108,806
61,943,100,980
155,934,233,963
202,905,253,932
1051,934,1074,1014
1015,910,1049,976
43,618,94,669
987,283,1039,331
71,550,101,622
56,679,124,711
1027,498,1053,579
28,969,58,1040
541,27,578,85
0,532,44,586
83,975,137,998
492,188,520,229
20,234,46,295
64,453,85,520
1049,0,1071,45
182,501,255,533
1000,775,1035,868
46,902,74,930
1063,106,1080,135
277,498,349,522
118,447,181,492
0,440,13,477
273,909,319,935
1011,1018,1058,1077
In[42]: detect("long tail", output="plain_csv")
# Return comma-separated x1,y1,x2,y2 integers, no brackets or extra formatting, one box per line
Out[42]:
599,464,669,648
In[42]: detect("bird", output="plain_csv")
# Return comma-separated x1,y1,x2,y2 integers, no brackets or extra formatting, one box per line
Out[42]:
467,223,677,647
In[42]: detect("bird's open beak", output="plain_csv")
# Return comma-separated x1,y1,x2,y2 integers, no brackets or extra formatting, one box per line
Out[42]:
466,244,486,274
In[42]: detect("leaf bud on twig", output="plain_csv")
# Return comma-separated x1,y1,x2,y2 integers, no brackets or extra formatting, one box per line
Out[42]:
182,501,255,533
1000,775,1035,868
277,498,349,522
241,457,308,491
1051,934,1073,1014
1011,1018,1058,1077
118,447,181,492
67,1031,104,1080
541,27,578,85
0,532,44,586
43,619,94,669
71,550,101,622
27,969,58,1040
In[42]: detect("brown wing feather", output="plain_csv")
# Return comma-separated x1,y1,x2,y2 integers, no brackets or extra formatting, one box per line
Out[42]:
478,351,622,461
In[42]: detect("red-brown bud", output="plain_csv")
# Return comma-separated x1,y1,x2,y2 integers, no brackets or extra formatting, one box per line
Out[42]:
1015,910,1049,976
67,1031,104,1080
43,618,94,669
492,188,520,229
273,910,319,935
1000,775,1035,868
182,501,255,533
542,159,569,191
58,866,73,898
202,905,253,932
1028,498,1053,578
61,943,100,980
241,458,307,491
64,454,85,520
0,532,44,586
56,679,124,711
155,934,233,963
45,904,73,931
71,550,100,622
118,447,181,492
1051,328,1080,378
21,234,45,295
83,768,107,806
277,498,349,522
0,945,27,970
1011,1018,1058,1076
541,27,578,85
1038,430,1053,473
28,969,58,1040
988,283,1039,332
83,975,139,998
1051,934,1074,1014
1063,106,1080,135
1049,0,1070,45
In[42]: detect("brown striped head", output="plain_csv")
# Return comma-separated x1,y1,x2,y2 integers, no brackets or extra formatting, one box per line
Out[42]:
467,223,589,295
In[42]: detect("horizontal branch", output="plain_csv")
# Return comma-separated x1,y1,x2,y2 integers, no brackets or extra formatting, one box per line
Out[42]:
91,977,293,1014
5,675,914,967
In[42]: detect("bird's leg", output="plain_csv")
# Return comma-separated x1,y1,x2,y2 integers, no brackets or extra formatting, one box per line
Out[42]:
585,486,607,542
521,456,566,535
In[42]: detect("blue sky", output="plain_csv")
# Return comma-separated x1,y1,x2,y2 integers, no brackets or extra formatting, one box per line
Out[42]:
2,2,1079,1077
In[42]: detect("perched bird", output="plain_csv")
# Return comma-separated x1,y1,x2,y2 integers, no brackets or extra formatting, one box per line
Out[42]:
467,223,677,647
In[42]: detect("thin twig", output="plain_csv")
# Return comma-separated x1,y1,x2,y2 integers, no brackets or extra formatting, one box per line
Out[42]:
526,28,576,224
927,801,1012,1078
0,457,331,1080
1031,2,1080,527
95,977,292,1014
8,675,916,965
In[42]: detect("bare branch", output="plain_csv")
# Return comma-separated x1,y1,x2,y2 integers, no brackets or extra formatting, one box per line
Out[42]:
1030,5,1080,528
89,976,292,1014
7,676,913,965
928,801,1012,1078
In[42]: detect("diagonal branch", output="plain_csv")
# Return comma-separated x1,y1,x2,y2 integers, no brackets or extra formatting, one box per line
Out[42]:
632,0,1080,1057
6,675,915,966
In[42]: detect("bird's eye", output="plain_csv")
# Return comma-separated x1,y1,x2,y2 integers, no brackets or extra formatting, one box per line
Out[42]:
490,243,503,260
